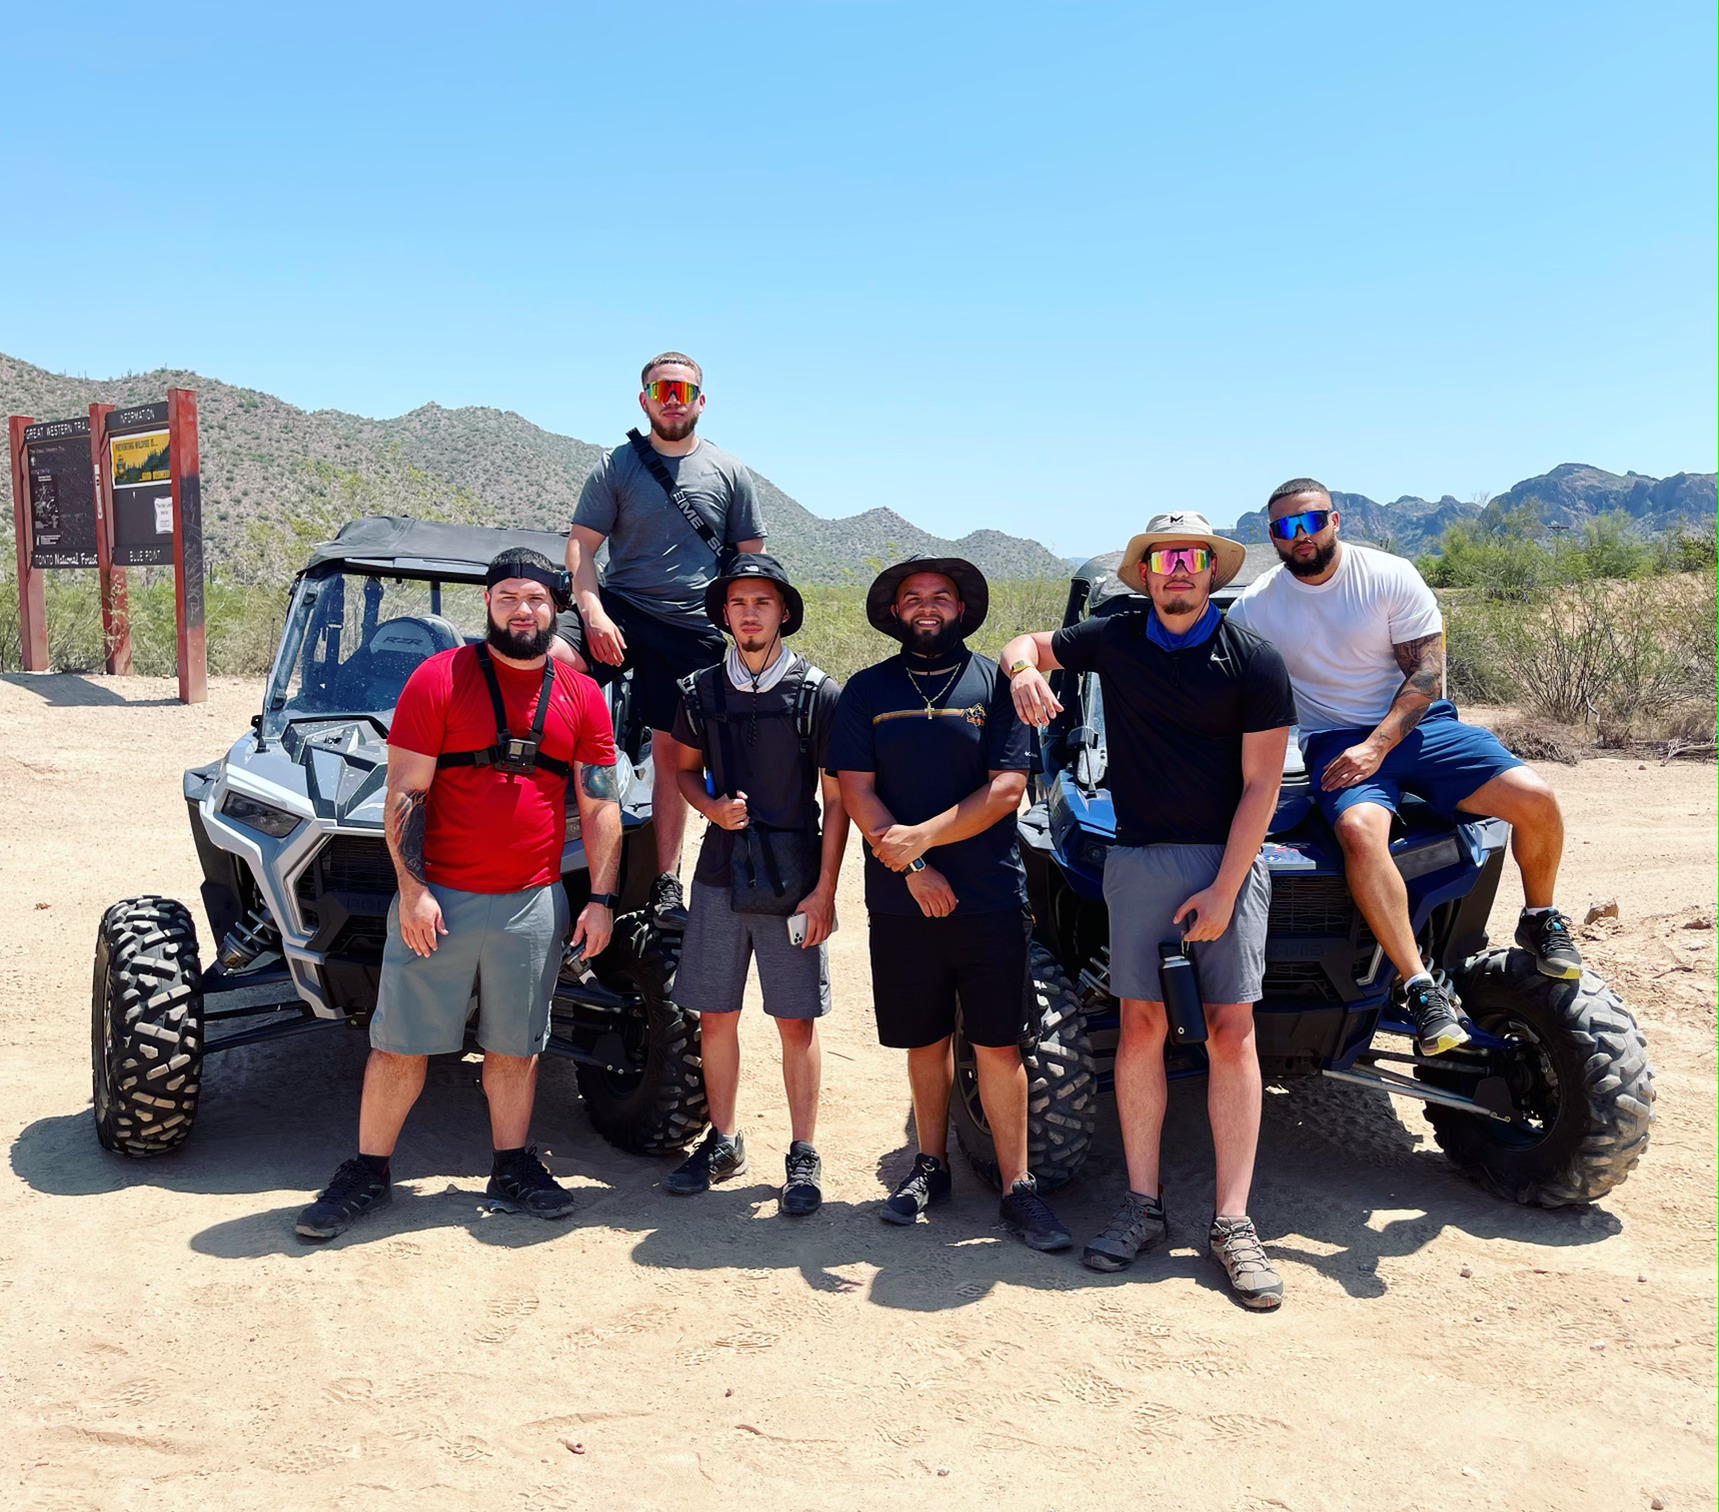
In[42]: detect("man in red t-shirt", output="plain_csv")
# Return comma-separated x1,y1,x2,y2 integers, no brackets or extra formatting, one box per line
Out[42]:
297,549,623,1241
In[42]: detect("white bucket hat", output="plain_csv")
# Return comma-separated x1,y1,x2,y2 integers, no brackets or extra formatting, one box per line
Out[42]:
1118,510,1248,591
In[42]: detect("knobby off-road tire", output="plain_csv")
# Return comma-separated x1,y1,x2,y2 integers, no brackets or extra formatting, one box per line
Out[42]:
575,911,708,1155
952,942,1098,1192
91,896,205,1157
1420,946,1654,1207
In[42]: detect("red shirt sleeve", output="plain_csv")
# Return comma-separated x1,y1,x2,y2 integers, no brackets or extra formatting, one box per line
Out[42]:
389,650,455,757
559,666,618,766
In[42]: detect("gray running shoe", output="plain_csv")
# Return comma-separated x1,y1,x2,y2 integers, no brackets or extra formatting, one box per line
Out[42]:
1209,1215,1283,1310
1404,976,1470,1057
1081,1189,1168,1273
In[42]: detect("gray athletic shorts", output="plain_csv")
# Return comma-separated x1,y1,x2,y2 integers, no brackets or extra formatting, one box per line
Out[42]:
1102,844,1271,1005
676,881,832,1020
370,882,569,1058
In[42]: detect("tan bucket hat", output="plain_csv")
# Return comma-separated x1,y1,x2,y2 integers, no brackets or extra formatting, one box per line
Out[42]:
1118,510,1248,591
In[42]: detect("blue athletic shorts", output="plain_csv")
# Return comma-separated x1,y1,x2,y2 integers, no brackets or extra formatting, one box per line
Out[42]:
1300,701,1523,826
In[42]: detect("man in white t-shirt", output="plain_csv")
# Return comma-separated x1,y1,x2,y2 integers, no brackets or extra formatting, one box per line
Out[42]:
1227,478,1582,1057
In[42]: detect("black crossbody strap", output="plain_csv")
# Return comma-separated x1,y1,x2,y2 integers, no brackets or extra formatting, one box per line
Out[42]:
625,428,726,560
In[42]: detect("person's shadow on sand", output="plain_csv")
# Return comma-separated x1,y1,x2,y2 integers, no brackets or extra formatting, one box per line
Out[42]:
13,1027,1618,1298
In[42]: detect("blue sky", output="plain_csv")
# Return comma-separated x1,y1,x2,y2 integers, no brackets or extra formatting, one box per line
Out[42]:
5,2,1713,557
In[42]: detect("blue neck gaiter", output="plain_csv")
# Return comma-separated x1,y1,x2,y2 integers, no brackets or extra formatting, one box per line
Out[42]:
1146,600,1221,651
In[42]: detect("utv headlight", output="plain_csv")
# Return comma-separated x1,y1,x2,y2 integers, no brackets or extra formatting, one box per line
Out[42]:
221,791,302,839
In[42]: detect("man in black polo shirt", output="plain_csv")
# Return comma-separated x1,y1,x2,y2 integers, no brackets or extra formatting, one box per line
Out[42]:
1002,512,1297,1308
829,558,1072,1253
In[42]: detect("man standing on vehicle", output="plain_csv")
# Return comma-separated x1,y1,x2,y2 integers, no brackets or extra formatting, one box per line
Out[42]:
662,555,848,1214
1226,479,1583,1058
296,548,624,1240
1004,512,1297,1307
829,558,1073,1252
565,353,768,933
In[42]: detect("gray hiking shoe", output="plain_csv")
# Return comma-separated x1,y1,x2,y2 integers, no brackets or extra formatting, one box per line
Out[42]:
1209,1215,1283,1310
1082,1189,1168,1273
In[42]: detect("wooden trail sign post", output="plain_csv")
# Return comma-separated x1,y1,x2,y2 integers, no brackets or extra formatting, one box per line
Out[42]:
8,388,204,701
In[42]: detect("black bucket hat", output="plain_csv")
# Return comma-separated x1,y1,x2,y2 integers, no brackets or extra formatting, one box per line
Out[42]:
865,556,990,642
703,552,806,637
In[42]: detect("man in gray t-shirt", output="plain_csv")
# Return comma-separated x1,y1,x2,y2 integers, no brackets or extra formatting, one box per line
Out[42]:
564,352,768,931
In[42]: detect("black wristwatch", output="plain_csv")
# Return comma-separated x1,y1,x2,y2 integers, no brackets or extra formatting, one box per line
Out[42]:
588,892,619,909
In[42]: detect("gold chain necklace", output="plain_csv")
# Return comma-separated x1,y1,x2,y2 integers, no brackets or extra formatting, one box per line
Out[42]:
905,660,963,719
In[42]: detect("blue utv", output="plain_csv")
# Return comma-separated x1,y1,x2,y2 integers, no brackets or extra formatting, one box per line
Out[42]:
948,548,1655,1209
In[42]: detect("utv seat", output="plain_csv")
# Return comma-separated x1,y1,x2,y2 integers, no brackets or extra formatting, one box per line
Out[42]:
330,615,462,710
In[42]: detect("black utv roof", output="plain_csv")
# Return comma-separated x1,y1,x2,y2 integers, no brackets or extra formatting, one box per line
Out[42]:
301,516,570,577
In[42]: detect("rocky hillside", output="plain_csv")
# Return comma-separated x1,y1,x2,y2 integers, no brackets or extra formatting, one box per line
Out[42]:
0,352,1069,583
1226,463,1716,553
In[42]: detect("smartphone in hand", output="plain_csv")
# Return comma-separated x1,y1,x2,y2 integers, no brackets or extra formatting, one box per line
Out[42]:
787,912,809,948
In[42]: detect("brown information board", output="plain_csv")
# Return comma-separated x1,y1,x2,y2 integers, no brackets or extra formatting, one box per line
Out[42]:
22,415,99,568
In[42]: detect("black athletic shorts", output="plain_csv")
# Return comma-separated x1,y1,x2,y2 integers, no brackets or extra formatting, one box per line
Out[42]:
867,907,1033,1050
557,589,725,736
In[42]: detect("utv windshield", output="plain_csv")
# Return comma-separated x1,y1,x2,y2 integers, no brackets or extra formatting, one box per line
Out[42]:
260,569,491,740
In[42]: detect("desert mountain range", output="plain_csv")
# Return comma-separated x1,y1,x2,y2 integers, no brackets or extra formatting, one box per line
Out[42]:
3,353,1711,580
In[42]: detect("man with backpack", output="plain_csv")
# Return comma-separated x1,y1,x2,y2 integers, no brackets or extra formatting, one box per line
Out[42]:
662,555,848,1215
565,352,768,932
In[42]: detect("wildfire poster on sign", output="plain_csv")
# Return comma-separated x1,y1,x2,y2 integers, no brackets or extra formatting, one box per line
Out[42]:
109,414,173,565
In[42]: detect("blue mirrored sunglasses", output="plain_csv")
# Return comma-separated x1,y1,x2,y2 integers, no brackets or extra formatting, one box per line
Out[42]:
1270,508,1332,541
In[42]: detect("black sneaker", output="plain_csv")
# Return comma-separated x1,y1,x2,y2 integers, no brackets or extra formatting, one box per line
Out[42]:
1404,976,1470,1057
781,1140,823,1216
485,1147,577,1219
880,1152,951,1225
1082,1189,1168,1273
999,1174,1073,1252
296,1156,392,1241
665,1129,747,1196
650,872,688,932
1515,908,1584,981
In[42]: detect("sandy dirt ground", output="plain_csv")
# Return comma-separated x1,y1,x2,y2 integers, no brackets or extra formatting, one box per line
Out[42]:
1,673,1713,1512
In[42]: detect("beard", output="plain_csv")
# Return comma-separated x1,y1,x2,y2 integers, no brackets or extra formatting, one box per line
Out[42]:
899,614,964,659
650,411,700,443
1156,590,1201,618
1284,538,1338,578
486,616,555,660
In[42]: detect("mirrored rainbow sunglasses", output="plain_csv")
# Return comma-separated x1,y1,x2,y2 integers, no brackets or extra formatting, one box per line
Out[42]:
645,379,701,405
1145,545,1213,575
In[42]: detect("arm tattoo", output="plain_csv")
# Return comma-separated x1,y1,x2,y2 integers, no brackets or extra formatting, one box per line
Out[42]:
1390,632,1444,732
390,789,430,884
578,761,623,802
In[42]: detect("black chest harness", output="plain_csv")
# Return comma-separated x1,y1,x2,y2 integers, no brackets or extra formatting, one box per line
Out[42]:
435,645,571,779
677,656,826,787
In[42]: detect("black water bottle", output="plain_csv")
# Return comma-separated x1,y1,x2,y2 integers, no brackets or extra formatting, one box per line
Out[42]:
1159,933,1209,1045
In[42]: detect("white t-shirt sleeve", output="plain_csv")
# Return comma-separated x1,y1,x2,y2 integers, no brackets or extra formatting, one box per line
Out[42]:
1385,558,1444,643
